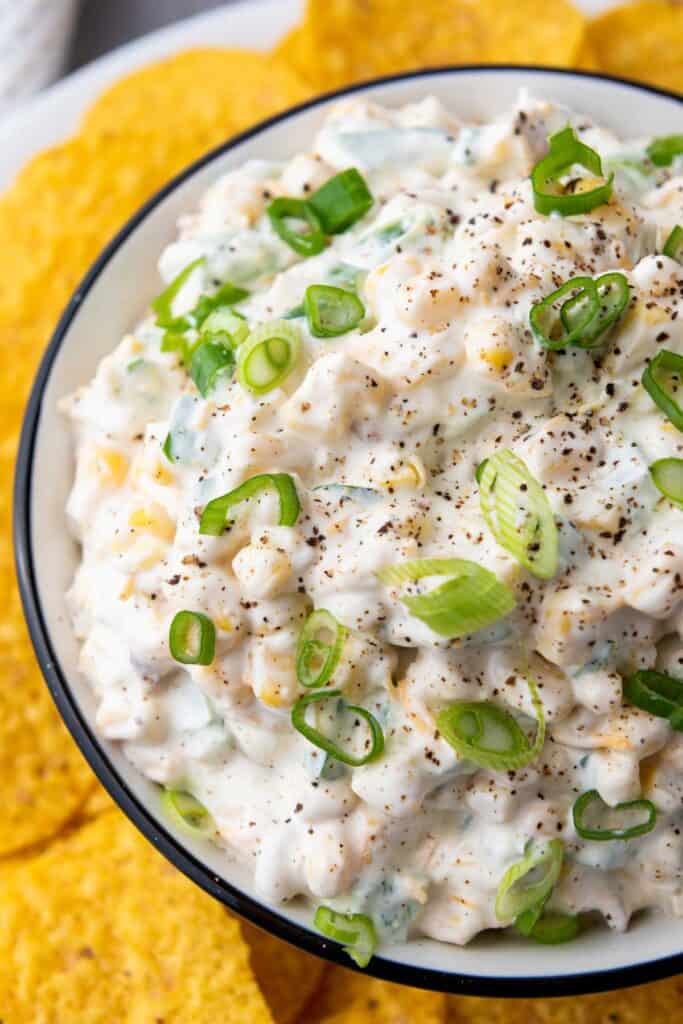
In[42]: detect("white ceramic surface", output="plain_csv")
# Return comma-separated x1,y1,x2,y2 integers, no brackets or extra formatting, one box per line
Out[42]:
18,68,683,991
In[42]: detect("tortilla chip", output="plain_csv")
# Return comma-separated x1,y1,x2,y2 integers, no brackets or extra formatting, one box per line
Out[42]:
82,48,310,143
74,781,116,823
0,811,274,1023
276,0,586,91
586,2,683,95
299,964,446,1023
446,976,683,1024
241,920,327,1023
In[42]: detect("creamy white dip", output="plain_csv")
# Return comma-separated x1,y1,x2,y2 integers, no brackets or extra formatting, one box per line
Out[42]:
63,92,683,954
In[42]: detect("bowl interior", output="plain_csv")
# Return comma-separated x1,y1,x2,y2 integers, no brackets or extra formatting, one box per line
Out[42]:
20,67,683,993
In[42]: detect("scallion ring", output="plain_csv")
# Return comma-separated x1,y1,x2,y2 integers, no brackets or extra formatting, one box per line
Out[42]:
291,690,384,767
191,282,249,328
531,126,613,216
314,906,377,968
623,669,683,726
199,472,300,536
495,839,564,922
161,788,213,836
169,610,216,665
376,558,516,638
305,284,365,338
437,674,545,772
478,449,558,579
515,909,580,944
572,789,656,841
236,320,301,394
296,609,347,688
530,277,599,350
663,225,683,264
646,134,683,167
201,307,249,347
642,349,683,432
267,196,326,257
650,458,683,509
308,168,373,235
560,271,630,349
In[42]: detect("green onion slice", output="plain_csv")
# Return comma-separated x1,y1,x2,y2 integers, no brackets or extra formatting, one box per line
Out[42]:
623,669,683,725
296,609,347,688
314,906,377,968
291,690,384,767
495,839,564,922
169,610,216,665
515,909,580,944
437,674,545,772
201,307,249,347
236,320,301,394
161,788,213,836
573,789,656,842
377,558,515,638
478,449,558,579
199,472,300,536
267,196,326,257
189,339,234,397
152,257,205,328
308,168,373,235
663,225,683,263
646,134,683,167
650,457,683,508
305,284,365,338
642,349,683,432
560,271,630,349
530,277,599,350
162,432,175,463
531,126,613,216
191,282,249,328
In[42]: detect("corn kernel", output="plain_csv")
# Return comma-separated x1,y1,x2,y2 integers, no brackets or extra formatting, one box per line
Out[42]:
128,504,176,541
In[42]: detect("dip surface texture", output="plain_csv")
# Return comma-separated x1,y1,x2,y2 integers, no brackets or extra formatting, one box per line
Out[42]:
63,93,683,952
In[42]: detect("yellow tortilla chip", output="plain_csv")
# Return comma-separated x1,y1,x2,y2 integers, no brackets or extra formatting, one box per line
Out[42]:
586,2,683,95
74,781,116,823
300,964,446,1023
0,811,274,1023
446,976,683,1024
277,0,586,91
82,48,310,142
241,920,327,1023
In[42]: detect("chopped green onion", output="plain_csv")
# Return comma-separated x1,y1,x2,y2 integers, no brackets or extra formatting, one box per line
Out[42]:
161,788,213,836
267,196,326,257
162,433,175,463
531,126,613,216
199,472,300,536
189,339,234,397
478,449,558,580
314,906,377,968
437,674,545,772
530,277,599,350
161,329,190,362
283,302,305,319
152,257,205,328
169,610,215,665
296,609,347,689
623,669,683,726
308,168,373,234
236,320,301,394
201,307,249,347
191,282,249,328
515,909,580,944
291,690,384,767
642,349,683,432
663,225,683,263
495,839,564,922
305,284,365,338
560,272,630,349
572,789,656,841
376,558,515,638
650,458,683,508
646,134,683,167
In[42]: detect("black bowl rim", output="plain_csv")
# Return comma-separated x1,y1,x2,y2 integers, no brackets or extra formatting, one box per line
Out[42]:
13,63,683,998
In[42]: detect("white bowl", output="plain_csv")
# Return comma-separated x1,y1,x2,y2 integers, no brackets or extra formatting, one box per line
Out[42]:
15,66,683,996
